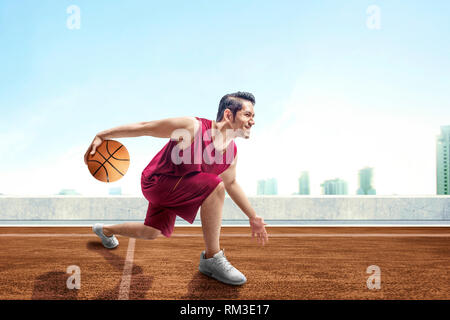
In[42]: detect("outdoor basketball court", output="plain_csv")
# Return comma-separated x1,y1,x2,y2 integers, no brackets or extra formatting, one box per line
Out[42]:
0,226,448,300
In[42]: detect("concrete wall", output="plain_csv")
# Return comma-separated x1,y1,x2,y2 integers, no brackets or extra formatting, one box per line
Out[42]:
0,196,449,221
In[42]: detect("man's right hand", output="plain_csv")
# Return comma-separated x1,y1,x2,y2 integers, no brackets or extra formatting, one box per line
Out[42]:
84,135,103,165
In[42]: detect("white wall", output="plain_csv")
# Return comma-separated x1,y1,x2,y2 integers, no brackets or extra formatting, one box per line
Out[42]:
0,196,448,222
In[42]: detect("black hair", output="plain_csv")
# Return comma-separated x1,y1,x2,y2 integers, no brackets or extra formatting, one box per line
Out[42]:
216,91,255,122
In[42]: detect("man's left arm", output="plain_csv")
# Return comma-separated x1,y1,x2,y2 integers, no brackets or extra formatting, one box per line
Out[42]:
225,180,257,219
220,155,268,245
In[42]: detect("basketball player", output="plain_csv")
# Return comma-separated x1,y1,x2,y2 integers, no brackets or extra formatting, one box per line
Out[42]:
84,92,268,285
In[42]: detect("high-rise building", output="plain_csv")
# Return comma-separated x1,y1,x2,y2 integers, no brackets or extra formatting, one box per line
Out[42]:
436,125,450,195
257,178,278,195
265,178,278,195
357,167,376,195
257,180,266,195
58,189,80,195
321,178,348,195
298,171,310,195
109,187,122,195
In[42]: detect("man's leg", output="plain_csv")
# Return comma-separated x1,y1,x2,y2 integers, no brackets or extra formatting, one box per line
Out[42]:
200,181,225,258
103,222,161,240
198,181,247,285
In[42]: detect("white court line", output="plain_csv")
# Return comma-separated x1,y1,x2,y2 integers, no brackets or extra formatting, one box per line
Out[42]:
0,234,95,237
118,238,136,300
1,224,449,227
0,220,450,228
174,233,450,238
0,233,449,238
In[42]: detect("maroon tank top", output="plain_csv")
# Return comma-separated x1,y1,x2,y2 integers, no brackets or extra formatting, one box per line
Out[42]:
142,117,237,179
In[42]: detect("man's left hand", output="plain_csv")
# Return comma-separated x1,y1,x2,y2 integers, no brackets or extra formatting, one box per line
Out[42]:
249,215,268,246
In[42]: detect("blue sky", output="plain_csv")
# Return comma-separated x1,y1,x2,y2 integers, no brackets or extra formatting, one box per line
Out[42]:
0,0,449,196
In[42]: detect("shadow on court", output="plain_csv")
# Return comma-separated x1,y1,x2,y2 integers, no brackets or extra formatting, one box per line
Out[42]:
86,241,124,270
182,272,241,300
32,271,79,300
86,241,153,299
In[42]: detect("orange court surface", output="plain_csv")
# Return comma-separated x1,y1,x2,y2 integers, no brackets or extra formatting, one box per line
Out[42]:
0,226,448,300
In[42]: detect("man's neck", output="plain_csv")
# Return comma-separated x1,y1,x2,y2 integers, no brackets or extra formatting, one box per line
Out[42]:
212,120,235,150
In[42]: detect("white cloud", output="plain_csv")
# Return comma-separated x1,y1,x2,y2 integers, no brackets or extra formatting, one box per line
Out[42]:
0,139,165,196
236,83,441,195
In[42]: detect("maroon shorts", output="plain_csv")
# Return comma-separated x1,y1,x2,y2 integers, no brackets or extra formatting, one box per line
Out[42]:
141,171,222,237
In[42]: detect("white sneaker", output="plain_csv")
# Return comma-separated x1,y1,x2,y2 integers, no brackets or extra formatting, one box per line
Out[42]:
199,249,247,285
92,223,119,249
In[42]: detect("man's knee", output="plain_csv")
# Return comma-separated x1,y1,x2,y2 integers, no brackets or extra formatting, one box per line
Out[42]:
202,181,225,207
146,232,160,240
213,181,225,198
140,225,161,240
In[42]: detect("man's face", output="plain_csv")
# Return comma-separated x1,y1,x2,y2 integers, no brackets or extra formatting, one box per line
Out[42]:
229,100,255,139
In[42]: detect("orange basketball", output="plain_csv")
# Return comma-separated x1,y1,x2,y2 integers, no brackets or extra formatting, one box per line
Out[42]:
87,140,130,183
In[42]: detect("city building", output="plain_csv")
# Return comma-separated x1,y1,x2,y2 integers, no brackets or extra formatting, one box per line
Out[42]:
321,178,348,195
257,180,265,195
109,187,122,195
357,167,376,195
58,189,80,195
257,178,278,195
436,125,450,195
298,171,310,195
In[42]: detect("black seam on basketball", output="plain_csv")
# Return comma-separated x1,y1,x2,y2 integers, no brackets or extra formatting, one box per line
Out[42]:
109,156,129,161
88,159,108,181
96,150,125,176
96,149,125,176
106,140,129,161
103,161,124,177
88,159,108,178
87,159,103,164
110,156,129,161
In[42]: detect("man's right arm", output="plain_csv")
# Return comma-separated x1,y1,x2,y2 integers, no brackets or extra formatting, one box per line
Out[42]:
97,116,197,139
84,116,197,165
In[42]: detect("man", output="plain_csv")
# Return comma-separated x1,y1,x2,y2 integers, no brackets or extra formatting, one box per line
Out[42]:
84,91,268,286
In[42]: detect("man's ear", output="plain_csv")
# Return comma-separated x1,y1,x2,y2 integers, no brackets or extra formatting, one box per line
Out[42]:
225,109,233,122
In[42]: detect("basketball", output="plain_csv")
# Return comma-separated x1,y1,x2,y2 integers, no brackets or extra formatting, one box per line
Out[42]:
87,139,130,183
